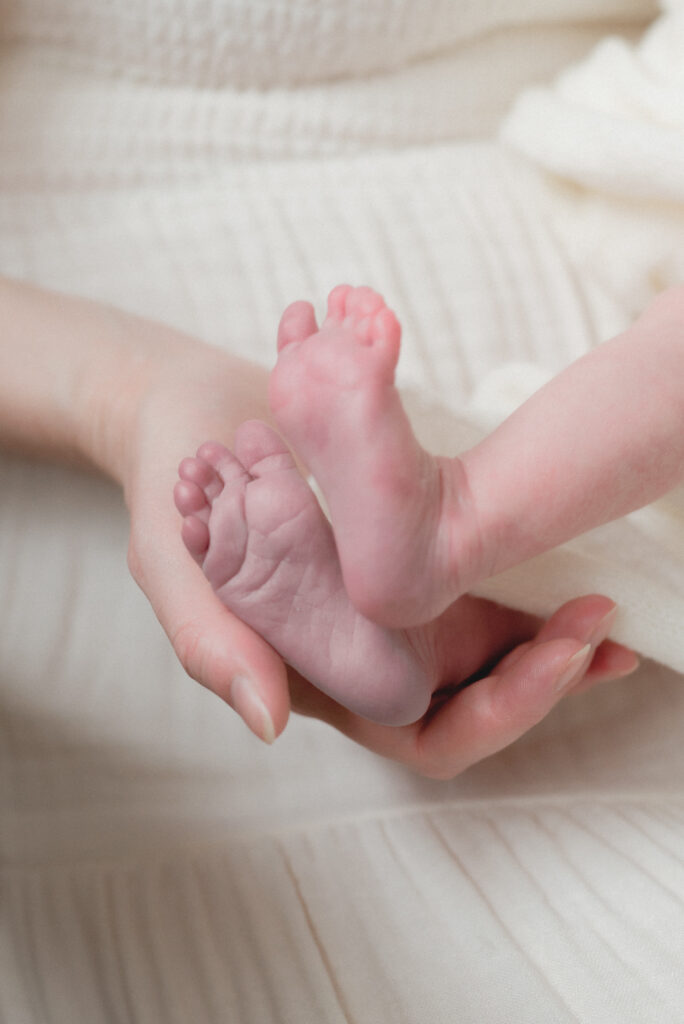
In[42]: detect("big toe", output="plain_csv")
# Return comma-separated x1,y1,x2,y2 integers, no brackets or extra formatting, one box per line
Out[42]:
326,283,353,321
277,300,318,351
370,305,401,355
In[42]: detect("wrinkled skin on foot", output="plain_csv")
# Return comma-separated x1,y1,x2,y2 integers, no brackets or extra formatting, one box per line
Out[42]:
175,422,637,732
158,306,638,772
175,419,436,724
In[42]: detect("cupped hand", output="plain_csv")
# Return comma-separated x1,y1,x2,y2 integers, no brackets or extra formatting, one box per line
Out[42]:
121,340,293,742
119,338,637,774
288,593,638,779
0,277,640,773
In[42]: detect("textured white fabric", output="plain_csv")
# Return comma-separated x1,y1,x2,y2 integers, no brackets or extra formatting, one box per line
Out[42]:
3,1,684,1022
0,0,657,88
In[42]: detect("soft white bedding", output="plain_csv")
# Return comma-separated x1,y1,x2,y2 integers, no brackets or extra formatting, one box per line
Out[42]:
2,1,684,1020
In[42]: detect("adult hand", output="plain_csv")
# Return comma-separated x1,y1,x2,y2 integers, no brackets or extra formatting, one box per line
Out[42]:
0,275,293,743
288,593,637,778
123,344,636,766
122,341,294,743
0,277,639,768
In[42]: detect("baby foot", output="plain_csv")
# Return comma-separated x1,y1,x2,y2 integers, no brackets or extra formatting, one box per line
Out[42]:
173,420,437,726
269,285,481,627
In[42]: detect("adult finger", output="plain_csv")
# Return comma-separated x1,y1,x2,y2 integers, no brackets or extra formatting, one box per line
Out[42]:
412,636,594,779
302,595,639,778
294,636,595,777
414,595,639,777
493,595,638,684
128,525,291,743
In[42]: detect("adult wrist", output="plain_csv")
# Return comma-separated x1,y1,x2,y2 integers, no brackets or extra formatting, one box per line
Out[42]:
0,276,198,479
70,307,196,485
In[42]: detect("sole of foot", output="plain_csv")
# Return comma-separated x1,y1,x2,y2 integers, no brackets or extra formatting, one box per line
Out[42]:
174,419,436,725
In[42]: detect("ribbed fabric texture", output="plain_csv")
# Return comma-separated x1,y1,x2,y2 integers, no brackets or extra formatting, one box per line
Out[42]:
3,2,684,1022
0,0,657,88
5,797,684,1023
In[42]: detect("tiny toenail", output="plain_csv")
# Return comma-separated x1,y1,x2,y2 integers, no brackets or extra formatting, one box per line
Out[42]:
230,675,276,744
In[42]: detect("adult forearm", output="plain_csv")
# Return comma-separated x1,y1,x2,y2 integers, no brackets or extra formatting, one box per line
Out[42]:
0,274,292,743
0,275,196,479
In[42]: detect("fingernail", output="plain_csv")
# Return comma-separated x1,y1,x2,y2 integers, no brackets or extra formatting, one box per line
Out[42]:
555,644,593,693
230,675,276,744
587,605,618,648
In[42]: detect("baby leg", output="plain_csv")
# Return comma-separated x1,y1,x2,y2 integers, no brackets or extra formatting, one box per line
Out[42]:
269,285,482,627
270,285,684,627
461,287,684,581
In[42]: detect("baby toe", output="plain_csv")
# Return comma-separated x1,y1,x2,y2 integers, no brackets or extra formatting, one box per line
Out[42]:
196,441,250,493
371,306,401,361
196,440,230,466
178,455,216,491
326,283,353,323
354,316,376,346
180,514,211,563
344,286,386,321
277,300,318,351
173,478,211,521
234,420,296,477
373,305,401,341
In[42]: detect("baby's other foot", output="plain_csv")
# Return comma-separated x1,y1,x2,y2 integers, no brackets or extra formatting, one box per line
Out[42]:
269,285,481,627
174,420,435,726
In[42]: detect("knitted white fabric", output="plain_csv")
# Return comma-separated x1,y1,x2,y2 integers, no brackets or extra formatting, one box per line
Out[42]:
0,0,657,88
4,3,684,1023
